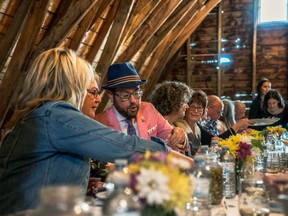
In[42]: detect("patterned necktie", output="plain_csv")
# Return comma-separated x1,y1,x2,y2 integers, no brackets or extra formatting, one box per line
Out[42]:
124,119,136,135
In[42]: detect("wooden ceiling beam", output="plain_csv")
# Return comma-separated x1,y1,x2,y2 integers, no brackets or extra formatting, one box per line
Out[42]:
143,0,221,95
135,0,196,71
140,0,206,81
89,0,113,28
116,0,182,62
0,0,50,127
0,0,99,128
86,0,117,63
95,0,135,79
33,0,99,56
69,1,104,52
0,0,35,72
120,0,159,43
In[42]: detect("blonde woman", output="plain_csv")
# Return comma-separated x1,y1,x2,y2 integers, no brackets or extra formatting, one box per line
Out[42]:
0,48,173,215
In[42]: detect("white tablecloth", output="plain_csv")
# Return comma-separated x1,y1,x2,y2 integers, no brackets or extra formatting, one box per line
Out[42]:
211,196,285,216
89,197,286,216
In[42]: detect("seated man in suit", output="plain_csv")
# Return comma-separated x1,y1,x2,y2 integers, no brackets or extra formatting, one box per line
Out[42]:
95,62,187,152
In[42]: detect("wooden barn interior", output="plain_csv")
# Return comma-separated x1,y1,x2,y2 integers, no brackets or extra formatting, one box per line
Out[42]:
0,0,287,139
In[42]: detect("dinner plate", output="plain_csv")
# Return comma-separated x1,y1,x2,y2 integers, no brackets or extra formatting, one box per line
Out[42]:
250,118,280,126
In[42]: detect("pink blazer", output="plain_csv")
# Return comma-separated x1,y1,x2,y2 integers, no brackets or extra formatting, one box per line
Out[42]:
95,102,173,141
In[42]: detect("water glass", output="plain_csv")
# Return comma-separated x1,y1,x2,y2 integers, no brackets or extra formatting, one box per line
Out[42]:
238,179,270,216
267,151,280,173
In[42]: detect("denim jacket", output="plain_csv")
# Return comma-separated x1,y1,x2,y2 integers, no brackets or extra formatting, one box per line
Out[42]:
0,101,169,215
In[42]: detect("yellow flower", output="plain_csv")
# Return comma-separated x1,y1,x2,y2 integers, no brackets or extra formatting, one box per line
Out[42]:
219,134,240,158
266,126,286,136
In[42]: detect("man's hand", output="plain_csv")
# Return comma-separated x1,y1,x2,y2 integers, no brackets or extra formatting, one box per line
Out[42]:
232,118,255,132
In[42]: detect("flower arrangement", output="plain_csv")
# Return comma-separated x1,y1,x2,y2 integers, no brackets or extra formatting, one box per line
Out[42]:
127,151,193,216
218,129,264,163
264,125,286,137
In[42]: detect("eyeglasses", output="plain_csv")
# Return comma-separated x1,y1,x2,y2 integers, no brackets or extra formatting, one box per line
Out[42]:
114,90,143,102
189,105,204,112
87,88,100,98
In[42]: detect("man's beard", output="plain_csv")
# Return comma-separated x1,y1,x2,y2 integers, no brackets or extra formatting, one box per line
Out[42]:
114,102,140,119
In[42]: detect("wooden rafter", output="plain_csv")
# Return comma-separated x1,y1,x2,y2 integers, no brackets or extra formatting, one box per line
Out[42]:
96,0,134,78
33,0,99,56
86,0,117,63
140,0,206,81
143,0,221,95
135,0,196,70
0,0,35,72
118,0,159,46
116,0,181,62
69,1,103,51
0,0,50,127
0,0,99,128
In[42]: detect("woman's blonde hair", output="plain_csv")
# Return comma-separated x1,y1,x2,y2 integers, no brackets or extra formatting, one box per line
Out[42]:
9,48,95,127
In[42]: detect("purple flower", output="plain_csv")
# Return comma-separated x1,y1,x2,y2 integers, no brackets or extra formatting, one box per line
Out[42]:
237,142,251,160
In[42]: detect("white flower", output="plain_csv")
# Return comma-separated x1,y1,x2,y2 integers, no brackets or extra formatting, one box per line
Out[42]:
240,135,253,145
136,166,171,205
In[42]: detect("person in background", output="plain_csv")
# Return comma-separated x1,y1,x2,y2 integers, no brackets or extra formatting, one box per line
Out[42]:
174,90,210,156
0,48,191,215
201,95,254,137
234,100,246,121
95,62,187,151
249,78,271,119
218,99,237,134
148,81,192,126
263,89,288,129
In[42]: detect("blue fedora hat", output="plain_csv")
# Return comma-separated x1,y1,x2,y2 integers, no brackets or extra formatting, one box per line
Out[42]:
102,62,147,89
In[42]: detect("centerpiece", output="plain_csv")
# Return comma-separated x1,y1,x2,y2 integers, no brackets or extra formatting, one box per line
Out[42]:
218,129,264,190
127,151,194,216
219,129,264,165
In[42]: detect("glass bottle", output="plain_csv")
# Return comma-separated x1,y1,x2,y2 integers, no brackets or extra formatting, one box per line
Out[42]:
207,153,223,205
31,185,91,216
102,159,141,216
104,159,128,196
220,146,236,199
209,140,222,159
186,154,210,216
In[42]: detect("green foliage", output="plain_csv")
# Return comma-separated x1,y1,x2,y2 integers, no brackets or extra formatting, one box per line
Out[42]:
251,139,263,152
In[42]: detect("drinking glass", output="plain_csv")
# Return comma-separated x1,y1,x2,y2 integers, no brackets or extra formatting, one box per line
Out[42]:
238,179,270,216
267,151,280,173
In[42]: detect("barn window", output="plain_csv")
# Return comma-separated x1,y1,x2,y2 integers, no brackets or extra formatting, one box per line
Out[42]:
259,0,288,23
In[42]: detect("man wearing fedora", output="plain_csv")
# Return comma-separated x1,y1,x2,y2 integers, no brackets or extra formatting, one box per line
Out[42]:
95,62,188,151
